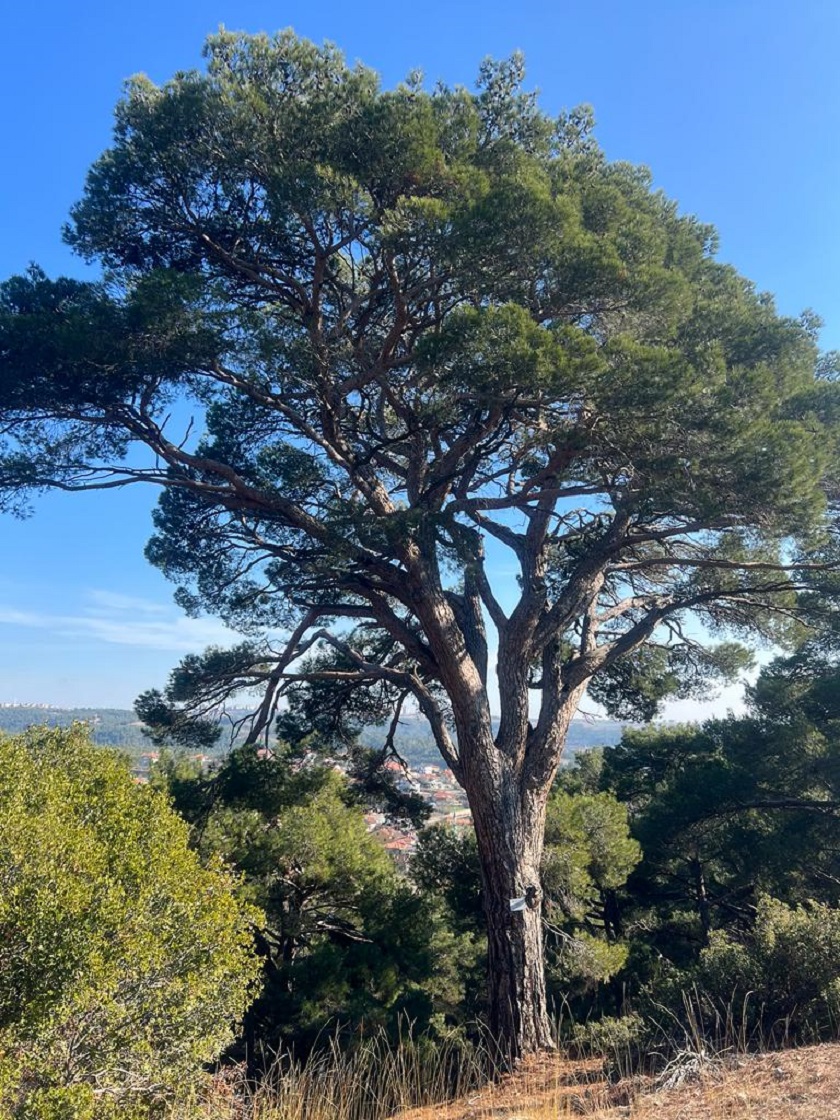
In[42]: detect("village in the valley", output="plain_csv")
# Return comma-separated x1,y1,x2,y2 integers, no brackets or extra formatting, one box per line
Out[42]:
131,748,472,866
363,759,472,865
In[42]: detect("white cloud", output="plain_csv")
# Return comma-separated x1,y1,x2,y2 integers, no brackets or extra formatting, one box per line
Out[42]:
86,589,170,615
0,590,239,653
0,607,52,628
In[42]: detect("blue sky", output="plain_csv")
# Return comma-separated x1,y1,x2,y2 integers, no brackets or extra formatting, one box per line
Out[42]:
1,0,838,711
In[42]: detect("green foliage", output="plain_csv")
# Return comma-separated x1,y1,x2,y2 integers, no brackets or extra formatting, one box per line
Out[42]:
698,896,840,1041
601,643,840,970
590,641,840,1050
556,748,605,795
588,643,753,723
0,725,261,1118
569,1012,646,1059
139,647,432,827
544,790,641,906
157,747,472,1059
135,687,222,752
542,791,640,994
0,708,154,754
411,826,484,933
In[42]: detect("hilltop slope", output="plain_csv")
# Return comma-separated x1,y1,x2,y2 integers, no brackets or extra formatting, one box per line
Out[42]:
393,1043,840,1119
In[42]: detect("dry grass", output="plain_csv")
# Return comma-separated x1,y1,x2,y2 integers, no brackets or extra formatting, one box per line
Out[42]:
393,1051,611,1119
192,1030,490,1120
608,1045,840,1120
189,1034,840,1120
391,1044,840,1120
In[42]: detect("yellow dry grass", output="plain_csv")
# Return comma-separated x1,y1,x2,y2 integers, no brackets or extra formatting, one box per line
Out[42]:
391,1044,840,1120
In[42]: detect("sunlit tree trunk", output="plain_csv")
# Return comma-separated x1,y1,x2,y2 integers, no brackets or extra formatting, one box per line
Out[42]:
455,730,558,1059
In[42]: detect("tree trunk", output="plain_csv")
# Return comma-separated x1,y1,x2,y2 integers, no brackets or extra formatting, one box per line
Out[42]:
602,888,623,941
466,757,556,1061
690,853,711,945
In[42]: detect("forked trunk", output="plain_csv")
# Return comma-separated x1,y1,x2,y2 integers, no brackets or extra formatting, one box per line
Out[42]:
466,759,556,1060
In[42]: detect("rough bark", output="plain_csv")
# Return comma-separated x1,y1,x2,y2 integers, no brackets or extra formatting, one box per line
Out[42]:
463,747,557,1059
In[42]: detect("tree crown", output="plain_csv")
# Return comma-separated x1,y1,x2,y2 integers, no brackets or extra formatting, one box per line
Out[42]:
1,30,838,762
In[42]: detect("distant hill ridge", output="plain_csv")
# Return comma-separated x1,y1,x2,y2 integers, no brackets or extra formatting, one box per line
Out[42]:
0,706,627,761
0,707,148,750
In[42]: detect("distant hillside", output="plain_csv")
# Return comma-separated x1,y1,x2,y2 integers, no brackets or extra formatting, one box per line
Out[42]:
0,706,627,762
0,707,149,751
358,716,626,767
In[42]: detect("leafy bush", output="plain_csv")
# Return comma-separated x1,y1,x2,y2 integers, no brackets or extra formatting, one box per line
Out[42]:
0,725,261,1118
569,1012,646,1061
698,895,840,1042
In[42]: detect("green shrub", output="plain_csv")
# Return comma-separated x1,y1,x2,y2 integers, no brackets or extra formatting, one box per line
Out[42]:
570,1011,645,1057
0,725,262,1118
698,895,840,1041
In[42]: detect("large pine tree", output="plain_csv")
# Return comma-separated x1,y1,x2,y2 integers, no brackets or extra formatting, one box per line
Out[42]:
1,32,838,1055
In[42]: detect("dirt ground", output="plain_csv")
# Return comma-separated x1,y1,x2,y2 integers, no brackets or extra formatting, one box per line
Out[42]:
392,1043,840,1120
